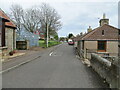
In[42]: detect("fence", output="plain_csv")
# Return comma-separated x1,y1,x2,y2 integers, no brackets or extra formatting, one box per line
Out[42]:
90,53,119,89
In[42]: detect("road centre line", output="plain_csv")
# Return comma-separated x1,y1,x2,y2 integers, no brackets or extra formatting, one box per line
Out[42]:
49,52,53,56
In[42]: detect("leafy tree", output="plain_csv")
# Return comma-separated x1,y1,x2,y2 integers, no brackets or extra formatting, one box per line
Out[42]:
68,33,74,39
60,37,65,41
54,34,59,40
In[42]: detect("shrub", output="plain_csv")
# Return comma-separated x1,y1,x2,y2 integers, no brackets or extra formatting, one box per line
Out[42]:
9,51,14,56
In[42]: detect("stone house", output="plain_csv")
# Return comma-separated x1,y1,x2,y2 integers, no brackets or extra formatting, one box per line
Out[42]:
0,17,9,59
75,14,119,59
0,9,16,58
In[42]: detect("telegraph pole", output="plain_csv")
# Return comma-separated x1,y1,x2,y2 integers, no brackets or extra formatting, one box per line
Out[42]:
46,23,48,48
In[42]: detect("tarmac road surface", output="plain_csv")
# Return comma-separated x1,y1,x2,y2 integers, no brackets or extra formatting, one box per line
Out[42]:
2,43,109,88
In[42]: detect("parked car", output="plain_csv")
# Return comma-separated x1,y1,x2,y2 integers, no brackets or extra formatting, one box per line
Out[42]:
68,39,74,45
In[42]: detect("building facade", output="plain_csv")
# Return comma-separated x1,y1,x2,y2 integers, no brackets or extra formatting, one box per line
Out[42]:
75,14,119,59
0,9,16,58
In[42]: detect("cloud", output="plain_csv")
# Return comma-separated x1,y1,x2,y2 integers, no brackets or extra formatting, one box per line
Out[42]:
0,1,118,37
51,2,118,37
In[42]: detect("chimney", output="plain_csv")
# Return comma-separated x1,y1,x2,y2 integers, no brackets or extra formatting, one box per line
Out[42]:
87,26,92,33
80,32,83,36
99,13,109,26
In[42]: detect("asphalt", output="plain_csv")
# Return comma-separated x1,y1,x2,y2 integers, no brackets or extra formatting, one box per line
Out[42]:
2,51,41,71
2,43,109,88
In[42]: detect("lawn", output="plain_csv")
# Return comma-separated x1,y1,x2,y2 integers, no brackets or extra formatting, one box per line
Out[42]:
39,40,61,48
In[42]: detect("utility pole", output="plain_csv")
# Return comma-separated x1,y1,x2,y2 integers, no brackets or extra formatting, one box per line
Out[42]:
46,23,48,48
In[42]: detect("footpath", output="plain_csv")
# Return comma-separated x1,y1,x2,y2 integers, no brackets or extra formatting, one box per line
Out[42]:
1,47,45,74
1,44,62,74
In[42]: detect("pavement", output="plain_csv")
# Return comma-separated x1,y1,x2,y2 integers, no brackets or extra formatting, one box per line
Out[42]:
1,46,54,73
2,43,109,88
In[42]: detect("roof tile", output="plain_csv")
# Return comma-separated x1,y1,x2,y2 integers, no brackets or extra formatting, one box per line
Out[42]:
0,9,16,28
77,24,119,41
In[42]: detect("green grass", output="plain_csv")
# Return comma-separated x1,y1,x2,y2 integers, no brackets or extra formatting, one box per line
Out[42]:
39,40,61,48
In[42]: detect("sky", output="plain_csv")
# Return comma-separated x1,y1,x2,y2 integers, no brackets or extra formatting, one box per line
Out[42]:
0,0,119,37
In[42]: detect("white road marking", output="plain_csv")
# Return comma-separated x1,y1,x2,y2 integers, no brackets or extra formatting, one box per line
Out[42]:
49,43,63,57
49,52,53,56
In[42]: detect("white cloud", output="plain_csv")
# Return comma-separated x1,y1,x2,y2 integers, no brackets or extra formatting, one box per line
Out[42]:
0,0,118,37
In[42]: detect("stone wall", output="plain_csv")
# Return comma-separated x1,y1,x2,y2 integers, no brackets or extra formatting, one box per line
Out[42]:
79,40,118,59
91,53,119,89
107,41,118,56
84,41,118,55
84,41,97,50
2,27,16,56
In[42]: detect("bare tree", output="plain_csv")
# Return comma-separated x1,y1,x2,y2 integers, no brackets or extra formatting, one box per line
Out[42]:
10,4,41,34
22,8,41,33
38,3,62,43
10,3,62,44
10,4,23,35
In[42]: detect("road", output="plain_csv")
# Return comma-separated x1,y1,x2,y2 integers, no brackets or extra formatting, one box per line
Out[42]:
2,43,108,88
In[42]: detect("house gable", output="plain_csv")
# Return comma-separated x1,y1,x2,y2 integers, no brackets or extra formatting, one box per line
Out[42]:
82,24,119,41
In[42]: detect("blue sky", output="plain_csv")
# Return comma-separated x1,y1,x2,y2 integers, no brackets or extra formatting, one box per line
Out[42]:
0,0,119,37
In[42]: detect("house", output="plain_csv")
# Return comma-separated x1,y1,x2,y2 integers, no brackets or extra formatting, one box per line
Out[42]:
75,14,119,59
0,9,16,58
34,30,45,40
0,16,9,59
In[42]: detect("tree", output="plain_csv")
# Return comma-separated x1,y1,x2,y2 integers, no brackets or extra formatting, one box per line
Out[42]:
68,33,74,39
38,3,62,44
60,37,65,41
10,4,41,34
54,33,59,40
10,4,24,35
10,3,62,44
22,8,41,33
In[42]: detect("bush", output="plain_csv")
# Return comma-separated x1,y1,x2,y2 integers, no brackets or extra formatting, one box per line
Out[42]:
9,51,14,56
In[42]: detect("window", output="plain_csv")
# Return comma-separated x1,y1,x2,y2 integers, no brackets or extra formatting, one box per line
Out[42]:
102,30,104,35
98,41,106,52
119,29,120,35
82,41,84,50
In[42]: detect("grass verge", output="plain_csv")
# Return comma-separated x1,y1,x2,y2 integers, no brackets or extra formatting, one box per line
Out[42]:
39,40,61,48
